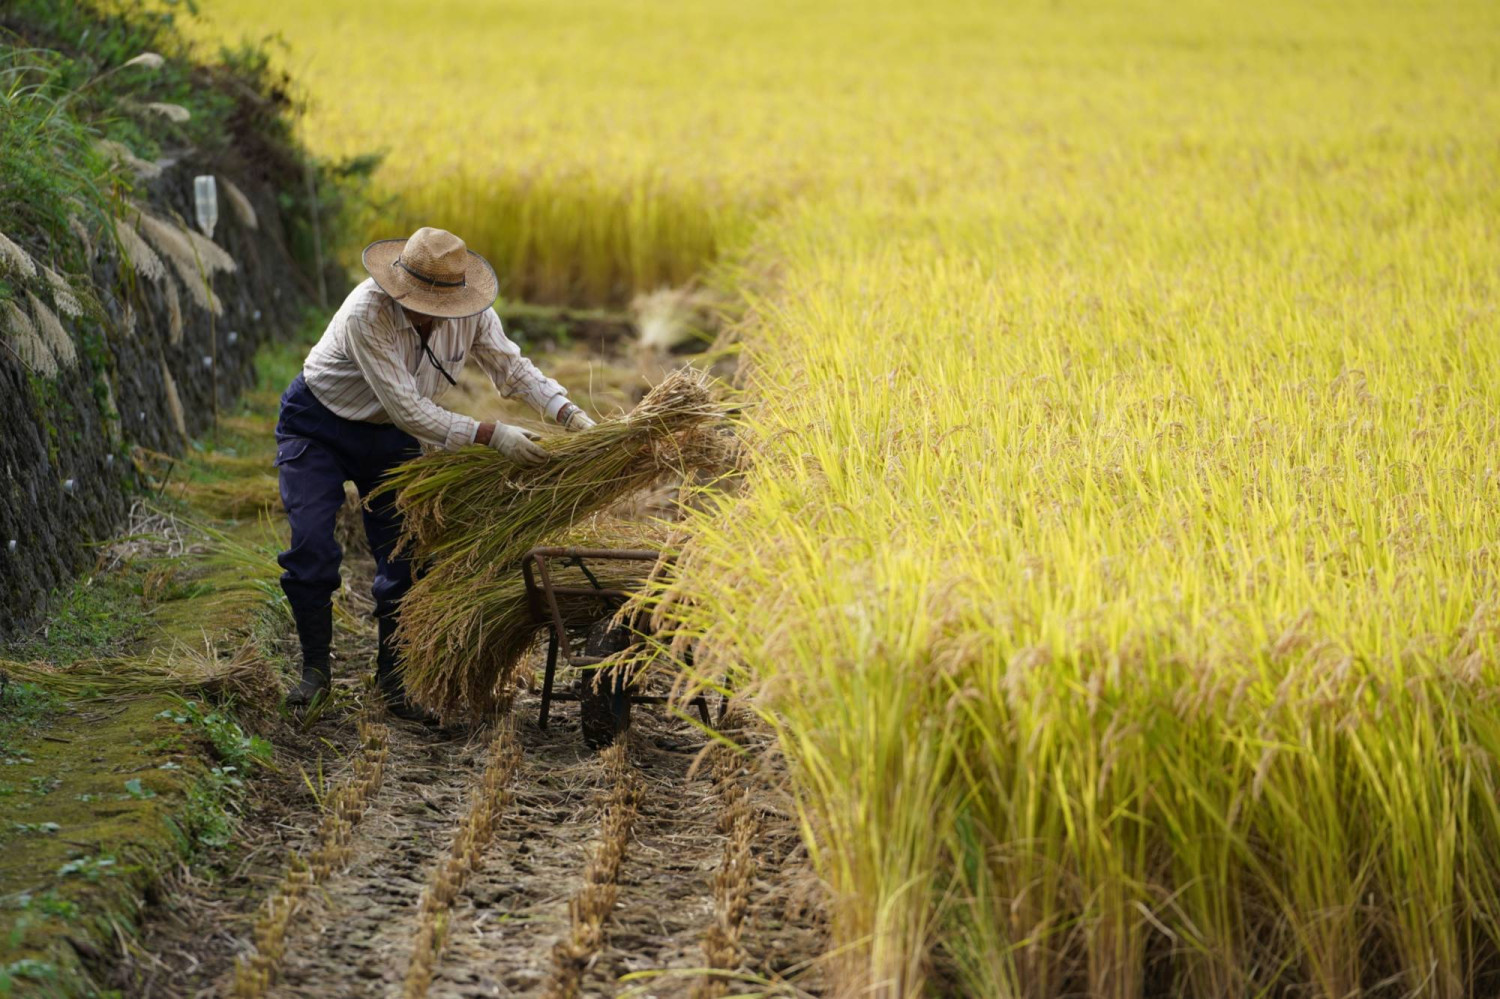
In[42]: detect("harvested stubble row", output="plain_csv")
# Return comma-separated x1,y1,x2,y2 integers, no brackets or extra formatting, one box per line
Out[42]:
231,713,390,998
543,741,644,999
404,719,523,998
381,369,733,722
692,741,760,999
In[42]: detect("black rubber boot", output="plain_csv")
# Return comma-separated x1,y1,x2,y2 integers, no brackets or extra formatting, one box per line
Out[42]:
287,604,332,707
375,615,438,724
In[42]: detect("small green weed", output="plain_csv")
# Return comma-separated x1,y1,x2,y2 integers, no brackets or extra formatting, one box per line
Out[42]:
122,778,155,800
0,680,59,757
11,822,60,836
3,576,144,664
156,699,271,770
1,958,59,993
178,765,246,849
26,777,59,796
56,855,115,882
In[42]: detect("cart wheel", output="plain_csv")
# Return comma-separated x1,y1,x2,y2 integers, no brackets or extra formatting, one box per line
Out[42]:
578,617,632,749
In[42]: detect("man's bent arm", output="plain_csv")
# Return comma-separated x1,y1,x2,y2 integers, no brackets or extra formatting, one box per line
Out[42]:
470,309,570,421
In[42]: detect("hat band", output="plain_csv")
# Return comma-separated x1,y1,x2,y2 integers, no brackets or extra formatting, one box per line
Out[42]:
395,256,466,288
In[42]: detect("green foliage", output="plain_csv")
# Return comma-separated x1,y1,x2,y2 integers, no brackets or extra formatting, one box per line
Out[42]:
0,680,58,758
0,0,377,340
55,854,116,882
0,958,59,994
2,574,144,665
121,778,154,800
177,764,245,850
156,698,270,770
0,46,112,279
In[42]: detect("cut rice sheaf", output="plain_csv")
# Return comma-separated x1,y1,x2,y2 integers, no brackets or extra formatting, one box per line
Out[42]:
382,368,736,721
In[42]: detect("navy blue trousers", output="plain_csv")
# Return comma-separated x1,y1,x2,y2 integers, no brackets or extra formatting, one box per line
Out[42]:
275,374,421,619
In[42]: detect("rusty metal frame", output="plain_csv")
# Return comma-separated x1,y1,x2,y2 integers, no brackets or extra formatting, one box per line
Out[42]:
522,547,710,729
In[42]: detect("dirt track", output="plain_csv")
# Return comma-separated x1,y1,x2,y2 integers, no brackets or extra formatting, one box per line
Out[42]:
114,665,824,998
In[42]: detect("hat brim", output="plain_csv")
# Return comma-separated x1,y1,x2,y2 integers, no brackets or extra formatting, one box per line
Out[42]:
361,238,500,319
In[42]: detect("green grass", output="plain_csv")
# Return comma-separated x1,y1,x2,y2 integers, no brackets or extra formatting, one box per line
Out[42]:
4,574,147,665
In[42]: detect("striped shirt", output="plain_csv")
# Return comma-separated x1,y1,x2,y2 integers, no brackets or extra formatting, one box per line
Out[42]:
302,279,569,450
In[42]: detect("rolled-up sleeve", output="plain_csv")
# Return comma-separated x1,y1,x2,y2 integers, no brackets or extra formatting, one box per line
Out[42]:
471,309,569,418
344,314,480,450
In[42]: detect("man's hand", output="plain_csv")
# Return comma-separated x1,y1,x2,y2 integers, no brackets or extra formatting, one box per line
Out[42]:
479,421,548,465
556,402,596,433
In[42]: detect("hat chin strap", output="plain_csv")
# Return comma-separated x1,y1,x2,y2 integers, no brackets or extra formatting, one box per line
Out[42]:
395,256,466,288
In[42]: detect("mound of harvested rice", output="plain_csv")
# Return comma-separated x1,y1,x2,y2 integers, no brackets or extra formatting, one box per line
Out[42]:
381,368,733,721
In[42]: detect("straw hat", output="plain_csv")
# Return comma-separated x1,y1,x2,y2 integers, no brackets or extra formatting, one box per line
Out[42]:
362,227,499,318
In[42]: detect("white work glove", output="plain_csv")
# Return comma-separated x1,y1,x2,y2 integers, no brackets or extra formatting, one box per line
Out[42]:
556,402,596,433
487,423,549,465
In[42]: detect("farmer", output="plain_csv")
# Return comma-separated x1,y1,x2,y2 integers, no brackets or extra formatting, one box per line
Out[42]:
274,226,594,720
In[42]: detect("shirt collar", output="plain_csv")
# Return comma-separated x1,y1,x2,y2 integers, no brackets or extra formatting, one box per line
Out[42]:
394,300,446,338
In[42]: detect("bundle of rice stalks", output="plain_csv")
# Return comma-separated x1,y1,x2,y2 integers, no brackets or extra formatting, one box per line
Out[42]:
381,368,734,720
0,638,277,705
403,523,661,721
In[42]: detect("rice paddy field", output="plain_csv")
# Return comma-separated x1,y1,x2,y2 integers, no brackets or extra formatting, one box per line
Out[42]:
191,0,1500,994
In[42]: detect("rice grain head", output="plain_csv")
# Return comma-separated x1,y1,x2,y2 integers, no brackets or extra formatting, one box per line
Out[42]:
28,292,77,368
3,299,57,377
0,232,38,279
221,176,260,230
114,219,165,282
